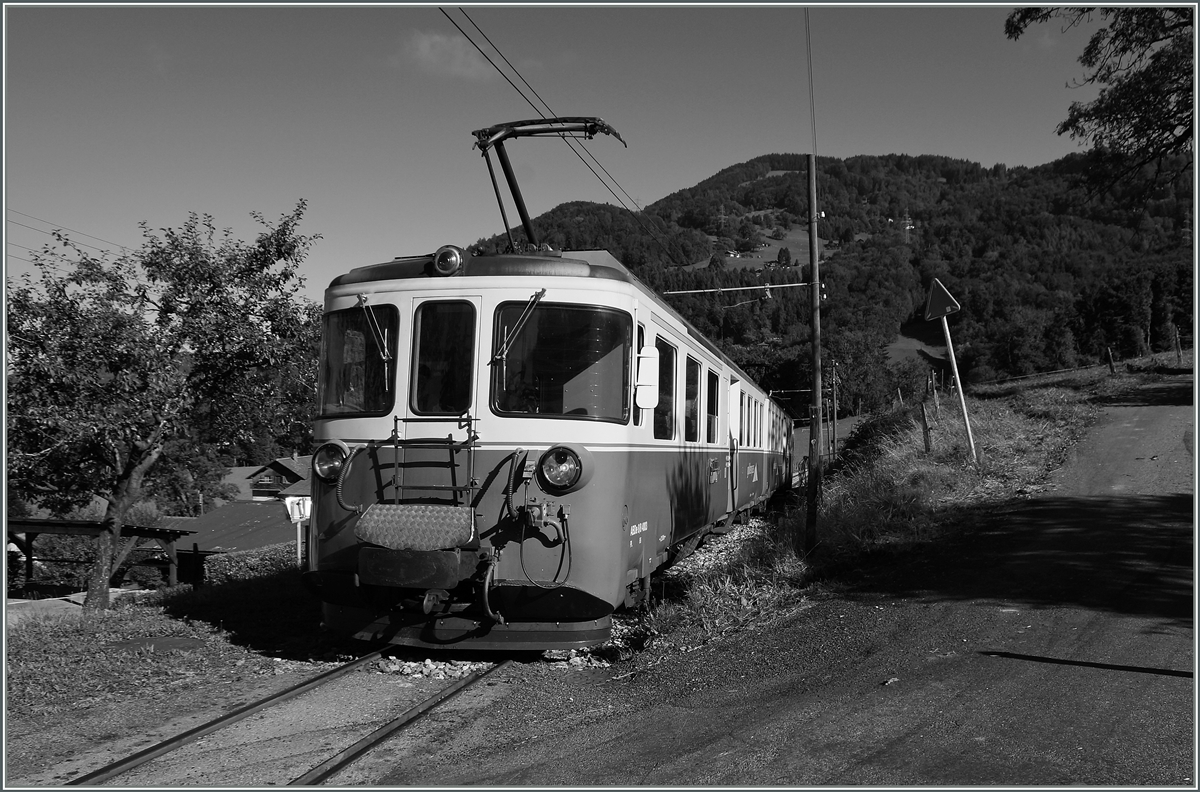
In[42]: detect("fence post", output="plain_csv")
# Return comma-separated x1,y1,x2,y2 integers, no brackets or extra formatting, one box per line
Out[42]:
1107,347,1116,374
24,533,38,591
193,542,203,586
164,540,178,587
920,403,932,452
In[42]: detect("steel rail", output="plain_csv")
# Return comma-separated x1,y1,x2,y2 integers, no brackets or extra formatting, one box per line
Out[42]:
289,659,513,786
66,649,387,786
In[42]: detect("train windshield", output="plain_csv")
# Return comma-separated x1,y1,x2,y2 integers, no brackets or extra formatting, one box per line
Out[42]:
318,304,399,416
491,303,632,421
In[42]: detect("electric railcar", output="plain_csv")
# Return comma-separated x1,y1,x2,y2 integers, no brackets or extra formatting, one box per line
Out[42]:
305,118,793,650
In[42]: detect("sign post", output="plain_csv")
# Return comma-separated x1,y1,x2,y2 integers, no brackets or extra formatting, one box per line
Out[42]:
924,279,977,464
283,496,312,567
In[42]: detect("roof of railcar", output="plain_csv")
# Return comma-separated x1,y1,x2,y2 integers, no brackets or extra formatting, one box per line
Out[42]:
328,248,782,411
328,248,638,288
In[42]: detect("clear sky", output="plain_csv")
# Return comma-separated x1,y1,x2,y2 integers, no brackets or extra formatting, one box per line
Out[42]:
4,4,1102,302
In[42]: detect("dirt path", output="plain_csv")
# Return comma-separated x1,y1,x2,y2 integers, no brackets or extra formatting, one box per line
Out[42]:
365,373,1193,786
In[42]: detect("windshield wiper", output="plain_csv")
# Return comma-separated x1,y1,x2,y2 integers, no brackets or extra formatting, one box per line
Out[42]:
490,288,546,366
358,294,392,390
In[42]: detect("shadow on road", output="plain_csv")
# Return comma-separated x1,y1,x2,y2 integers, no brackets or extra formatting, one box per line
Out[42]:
844,493,1193,630
1092,377,1193,408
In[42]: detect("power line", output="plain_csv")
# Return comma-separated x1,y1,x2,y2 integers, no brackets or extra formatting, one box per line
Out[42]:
6,219,113,255
6,208,132,251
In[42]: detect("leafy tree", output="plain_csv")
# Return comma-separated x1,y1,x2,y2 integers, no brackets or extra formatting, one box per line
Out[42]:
1005,7,1194,197
7,202,321,610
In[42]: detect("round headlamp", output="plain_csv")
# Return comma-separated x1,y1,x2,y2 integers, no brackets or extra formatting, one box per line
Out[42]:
539,447,581,490
432,245,464,276
313,440,350,482
535,444,593,495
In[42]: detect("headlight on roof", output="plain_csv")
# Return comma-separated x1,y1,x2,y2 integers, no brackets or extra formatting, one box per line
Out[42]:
432,245,464,276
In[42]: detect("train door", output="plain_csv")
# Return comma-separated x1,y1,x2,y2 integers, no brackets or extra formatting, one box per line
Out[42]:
400,296,482,503
727,377,741,514
704,367,725,527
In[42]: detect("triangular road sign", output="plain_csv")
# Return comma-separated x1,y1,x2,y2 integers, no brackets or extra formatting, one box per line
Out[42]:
924,278,960,322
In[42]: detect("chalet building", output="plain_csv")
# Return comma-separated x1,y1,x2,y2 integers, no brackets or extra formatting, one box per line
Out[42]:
221,455,312,502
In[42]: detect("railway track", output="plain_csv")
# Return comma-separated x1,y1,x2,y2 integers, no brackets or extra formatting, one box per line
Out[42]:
65,651,511,786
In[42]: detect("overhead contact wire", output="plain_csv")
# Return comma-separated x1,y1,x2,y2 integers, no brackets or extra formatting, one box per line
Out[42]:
445,8,690,267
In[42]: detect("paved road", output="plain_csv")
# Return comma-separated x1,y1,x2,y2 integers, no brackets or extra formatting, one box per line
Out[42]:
368,374,1193,786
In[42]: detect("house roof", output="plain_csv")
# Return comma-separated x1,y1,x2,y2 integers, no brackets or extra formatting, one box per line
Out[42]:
248,455,312,482
176,500,299,553
219,456,312,502
278,478,312,497
221,466,261,501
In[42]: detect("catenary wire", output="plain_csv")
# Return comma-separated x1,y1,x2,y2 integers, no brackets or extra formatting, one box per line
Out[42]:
459,8,646,214
444,8,691,267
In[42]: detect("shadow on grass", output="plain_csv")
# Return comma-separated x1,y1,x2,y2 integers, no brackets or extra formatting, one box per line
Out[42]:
833,492,1193,630
155,569,331,659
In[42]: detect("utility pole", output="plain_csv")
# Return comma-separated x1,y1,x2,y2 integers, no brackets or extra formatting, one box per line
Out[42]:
830,362,838,455
804,152,822,556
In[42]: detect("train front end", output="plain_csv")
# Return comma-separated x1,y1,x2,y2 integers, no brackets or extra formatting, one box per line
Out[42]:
308,247,644,651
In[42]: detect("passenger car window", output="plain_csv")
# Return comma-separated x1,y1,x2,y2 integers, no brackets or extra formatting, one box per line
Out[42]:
706,370,720,443
654,338,676,440
684,357,700,442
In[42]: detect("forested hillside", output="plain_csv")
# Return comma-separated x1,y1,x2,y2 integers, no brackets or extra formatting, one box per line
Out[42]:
472,152,1192,417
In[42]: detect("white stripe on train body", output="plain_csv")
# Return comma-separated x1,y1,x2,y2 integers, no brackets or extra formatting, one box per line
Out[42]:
308,248,793,650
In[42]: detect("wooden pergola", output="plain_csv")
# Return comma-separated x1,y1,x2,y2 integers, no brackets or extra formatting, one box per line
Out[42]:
7,518,197,589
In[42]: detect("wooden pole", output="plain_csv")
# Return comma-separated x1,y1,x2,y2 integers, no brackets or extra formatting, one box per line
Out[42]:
164,540,178,587
804,152,822,556
920,403,932,452
25,533,37,590
831,369,839,456
940,316,977,464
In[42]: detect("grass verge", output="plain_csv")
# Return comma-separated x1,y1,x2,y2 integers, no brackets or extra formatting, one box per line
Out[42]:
5,563,335,719
618,352,1191,657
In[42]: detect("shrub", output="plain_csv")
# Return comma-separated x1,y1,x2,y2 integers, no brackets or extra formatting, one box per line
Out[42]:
203,543,298,586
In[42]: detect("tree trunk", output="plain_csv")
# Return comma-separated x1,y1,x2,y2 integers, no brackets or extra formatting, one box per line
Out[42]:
83,440,163,611
85,517,121,612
